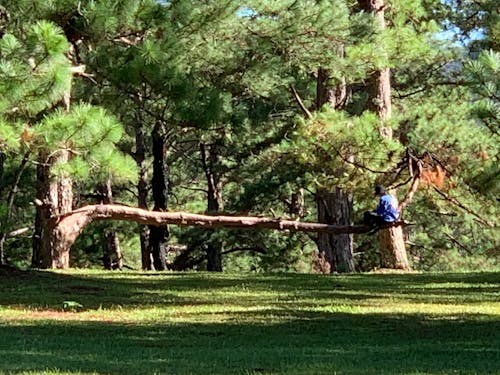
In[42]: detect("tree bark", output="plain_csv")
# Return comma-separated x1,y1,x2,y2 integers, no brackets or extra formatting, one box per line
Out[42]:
316,67,348,110
358,0,393,138
133,113,151,270
316,189,355,273
148,121,169,271
0,237,4,266
104,228,123,269
31,57,80,269
97,179,123,270
0,151,5,194
201,142,223,272
358,0,411,270
32,150,73,268
378,225,410,269
315,49,355,273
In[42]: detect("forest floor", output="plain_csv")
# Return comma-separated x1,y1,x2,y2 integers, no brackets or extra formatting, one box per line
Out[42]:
0,269,498,374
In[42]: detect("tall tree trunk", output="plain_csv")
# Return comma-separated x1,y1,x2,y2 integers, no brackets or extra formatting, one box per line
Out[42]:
200,142,223,272
104,229,122,269
97,179,123,270
0,151,6,265
134,113,151,270
0,237,4,266
316,68,348,111
148,121,169,271
378,225,410,269
358,0,410,270
0,151,4,192
316,188,354,273
32,150,73,268
315,52,355,273
31,56,81,269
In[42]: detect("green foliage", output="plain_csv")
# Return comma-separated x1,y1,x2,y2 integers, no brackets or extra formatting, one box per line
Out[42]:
277,110,403,191
466,49,500,136
0,5,137,268
440,0,499,51
0,21,70,117
0,0,498,272
36,104,137,182
0,119,20,149
405,193,499,271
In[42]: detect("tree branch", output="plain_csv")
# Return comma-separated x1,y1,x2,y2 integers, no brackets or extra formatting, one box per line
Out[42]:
443,232,473,255
432,187,495,227
335,150,388,174
6,151,30,222
398,156,423,211
58,204,412,235
290,85,313,119
6,227,30,238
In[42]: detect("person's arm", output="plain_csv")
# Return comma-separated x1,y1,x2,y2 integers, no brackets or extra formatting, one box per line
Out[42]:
375,196,389,216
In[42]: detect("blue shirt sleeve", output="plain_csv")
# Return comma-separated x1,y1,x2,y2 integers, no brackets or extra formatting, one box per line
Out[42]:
375,194,400,222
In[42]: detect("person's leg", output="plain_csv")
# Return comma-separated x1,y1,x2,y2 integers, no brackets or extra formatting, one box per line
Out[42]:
364,211,380,226
364,212,386,234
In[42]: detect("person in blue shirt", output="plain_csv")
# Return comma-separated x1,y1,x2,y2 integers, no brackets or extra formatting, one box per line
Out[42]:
364,185,400,231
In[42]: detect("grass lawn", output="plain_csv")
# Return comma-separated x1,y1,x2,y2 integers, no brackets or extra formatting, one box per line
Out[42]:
0,269,498,374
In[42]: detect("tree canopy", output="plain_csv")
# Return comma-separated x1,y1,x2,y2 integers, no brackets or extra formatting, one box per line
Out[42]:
0,0,498,272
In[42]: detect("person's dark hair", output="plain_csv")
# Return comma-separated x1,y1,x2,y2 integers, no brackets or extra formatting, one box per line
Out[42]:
374,185,385,195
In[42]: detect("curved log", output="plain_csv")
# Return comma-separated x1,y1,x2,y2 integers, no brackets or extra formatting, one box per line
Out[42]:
50,204,410,269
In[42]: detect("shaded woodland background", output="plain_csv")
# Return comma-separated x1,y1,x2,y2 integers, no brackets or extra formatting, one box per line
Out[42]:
0,0,498,272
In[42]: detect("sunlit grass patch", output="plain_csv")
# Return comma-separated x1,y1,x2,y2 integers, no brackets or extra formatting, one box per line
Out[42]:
0,270,498,374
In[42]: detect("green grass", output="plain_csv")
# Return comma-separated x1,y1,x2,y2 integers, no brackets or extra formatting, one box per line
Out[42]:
0,269,499,375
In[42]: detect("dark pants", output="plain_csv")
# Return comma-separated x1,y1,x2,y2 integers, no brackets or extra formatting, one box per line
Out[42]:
363,211,387,227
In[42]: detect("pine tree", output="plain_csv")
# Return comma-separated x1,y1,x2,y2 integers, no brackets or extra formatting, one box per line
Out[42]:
68,0,174,269
1,0,496,271
356,0,410,269
0,4,135,268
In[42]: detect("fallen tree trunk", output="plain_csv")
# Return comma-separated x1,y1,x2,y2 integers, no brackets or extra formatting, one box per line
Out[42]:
47,204,410,269
60,204,410,232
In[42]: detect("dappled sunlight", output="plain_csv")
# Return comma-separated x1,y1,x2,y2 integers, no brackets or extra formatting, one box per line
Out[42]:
0,270,499,374
1,311,498,374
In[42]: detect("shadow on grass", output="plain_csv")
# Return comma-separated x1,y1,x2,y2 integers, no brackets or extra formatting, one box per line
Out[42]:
0,312,499,374
1,269,499,309
0,270,499,374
